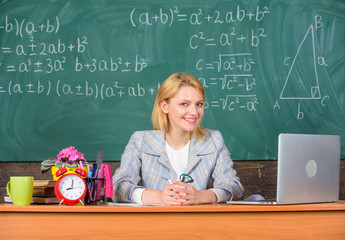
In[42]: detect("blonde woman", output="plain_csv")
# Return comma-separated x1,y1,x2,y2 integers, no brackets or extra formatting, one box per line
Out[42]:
113,72,244,205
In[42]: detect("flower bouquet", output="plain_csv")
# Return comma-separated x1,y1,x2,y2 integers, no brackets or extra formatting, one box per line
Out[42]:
41,146,92,180
57,146,86,165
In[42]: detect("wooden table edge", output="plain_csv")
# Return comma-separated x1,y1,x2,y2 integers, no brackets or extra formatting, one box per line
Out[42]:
1,200,344,213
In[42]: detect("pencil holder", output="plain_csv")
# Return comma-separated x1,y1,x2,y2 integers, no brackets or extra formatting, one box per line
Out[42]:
84,177,107,204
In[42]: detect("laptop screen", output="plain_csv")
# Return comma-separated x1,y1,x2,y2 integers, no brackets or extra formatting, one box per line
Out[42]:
277,133,341,204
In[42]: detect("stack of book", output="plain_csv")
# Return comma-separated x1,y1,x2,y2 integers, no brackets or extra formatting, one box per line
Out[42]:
4,180,60,204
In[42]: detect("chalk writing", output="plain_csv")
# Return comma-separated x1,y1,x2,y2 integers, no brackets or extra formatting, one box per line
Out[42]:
274,16,330,119
0,16,60,38
0,80,162,100
0,37,88,56
205,95,259,112
1,1,344,163
75,55,148,73
130,6,270,27
190,28,267,49
0,5,270,113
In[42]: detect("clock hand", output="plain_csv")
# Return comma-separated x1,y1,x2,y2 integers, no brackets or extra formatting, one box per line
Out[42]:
67,179,75,190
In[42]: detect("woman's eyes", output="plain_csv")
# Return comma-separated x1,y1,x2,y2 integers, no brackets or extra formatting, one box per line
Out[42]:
180,102,204,107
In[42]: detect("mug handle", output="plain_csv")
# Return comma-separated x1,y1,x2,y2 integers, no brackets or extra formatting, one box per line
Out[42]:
6,181,12,199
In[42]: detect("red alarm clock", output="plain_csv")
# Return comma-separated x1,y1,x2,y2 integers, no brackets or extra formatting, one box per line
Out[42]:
54,168,87,205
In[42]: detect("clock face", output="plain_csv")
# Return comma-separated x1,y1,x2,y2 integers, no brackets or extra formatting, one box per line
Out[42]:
59,174,86,200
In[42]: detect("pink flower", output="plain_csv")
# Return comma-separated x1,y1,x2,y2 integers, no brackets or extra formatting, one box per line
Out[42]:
57,146,86,162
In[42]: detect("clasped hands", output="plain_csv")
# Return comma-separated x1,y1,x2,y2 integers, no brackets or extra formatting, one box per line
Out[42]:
161,180,216,205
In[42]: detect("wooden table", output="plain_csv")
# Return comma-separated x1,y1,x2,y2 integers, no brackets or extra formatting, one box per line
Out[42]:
1,201,345,239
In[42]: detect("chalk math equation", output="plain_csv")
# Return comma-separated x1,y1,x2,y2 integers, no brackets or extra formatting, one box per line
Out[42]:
130,6,270,27
0,80,160,100
0,4,270,114
0,16,60,38
129,5,270,112
0,5,333,116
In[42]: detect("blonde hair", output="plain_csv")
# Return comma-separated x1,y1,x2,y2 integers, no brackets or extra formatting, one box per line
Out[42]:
151,72,205,140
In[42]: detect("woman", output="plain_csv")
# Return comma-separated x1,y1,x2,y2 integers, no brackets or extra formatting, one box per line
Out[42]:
112,72,244,205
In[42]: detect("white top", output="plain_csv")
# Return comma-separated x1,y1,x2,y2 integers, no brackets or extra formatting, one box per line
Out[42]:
131,141,229,204
165,141,190,180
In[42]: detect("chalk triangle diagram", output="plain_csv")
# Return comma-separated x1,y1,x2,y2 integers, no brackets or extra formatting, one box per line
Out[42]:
280,25,321,100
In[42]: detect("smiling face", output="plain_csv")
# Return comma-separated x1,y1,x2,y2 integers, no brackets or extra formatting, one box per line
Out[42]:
160,86,204,137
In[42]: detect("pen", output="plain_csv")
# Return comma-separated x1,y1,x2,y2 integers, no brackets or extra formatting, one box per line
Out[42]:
79,160,84,169
87,171,93,202
87,170,93,187
95,164,104,200
93,163,97,177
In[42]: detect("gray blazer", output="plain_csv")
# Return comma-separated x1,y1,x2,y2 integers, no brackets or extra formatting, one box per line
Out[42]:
112,129,244,202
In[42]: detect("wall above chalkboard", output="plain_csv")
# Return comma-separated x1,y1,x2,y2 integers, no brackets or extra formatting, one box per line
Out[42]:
0,0,344,161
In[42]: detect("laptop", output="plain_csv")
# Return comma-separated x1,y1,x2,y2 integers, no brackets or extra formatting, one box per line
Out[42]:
227,133,341,205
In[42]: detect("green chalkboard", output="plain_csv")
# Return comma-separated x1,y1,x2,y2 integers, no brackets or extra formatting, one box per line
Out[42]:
0,0,344,161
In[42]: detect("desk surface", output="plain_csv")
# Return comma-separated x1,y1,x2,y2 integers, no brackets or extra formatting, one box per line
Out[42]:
1,200,345,212
1,201,345,240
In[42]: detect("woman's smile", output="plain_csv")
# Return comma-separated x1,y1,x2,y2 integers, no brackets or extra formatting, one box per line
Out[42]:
160,86,204,136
